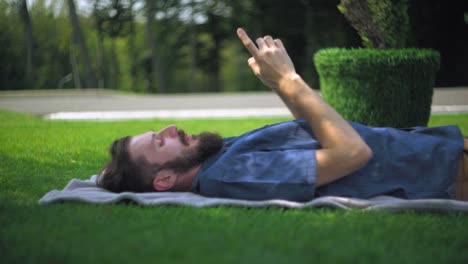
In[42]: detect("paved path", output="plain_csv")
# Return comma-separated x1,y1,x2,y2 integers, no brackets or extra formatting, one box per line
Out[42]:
0,88,467,120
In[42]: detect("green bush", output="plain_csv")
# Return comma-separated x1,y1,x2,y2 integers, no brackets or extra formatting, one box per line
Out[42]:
314,48,440,127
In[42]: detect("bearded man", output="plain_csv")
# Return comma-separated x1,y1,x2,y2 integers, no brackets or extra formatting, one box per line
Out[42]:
98,28,468,201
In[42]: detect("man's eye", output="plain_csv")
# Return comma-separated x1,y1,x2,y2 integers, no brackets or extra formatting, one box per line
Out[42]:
154,138,164,147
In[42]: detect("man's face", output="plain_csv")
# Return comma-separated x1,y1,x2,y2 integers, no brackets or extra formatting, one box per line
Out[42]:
129,125,193,166
128,125,222,172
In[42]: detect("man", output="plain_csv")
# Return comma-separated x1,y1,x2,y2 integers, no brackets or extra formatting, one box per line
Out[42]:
98,28,468,201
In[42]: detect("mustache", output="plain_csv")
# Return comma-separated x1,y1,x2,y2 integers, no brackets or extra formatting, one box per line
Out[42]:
177,129,189,146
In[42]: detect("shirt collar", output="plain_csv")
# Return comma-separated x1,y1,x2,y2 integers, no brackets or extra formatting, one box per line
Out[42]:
191,138,233,193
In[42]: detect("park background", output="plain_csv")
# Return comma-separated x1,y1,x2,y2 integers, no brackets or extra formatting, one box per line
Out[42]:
2,1,468,263
2,0,467,95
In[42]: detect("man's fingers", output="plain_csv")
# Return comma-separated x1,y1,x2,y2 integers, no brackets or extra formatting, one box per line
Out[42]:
247,57,260,75
237,28,259,57
256,37,267,49
264,36,275,47
274,39,284,49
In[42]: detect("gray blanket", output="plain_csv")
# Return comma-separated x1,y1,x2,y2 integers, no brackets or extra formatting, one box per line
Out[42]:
39,175,468,213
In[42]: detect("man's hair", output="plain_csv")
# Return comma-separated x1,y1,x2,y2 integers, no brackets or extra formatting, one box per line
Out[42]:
97,136,159,192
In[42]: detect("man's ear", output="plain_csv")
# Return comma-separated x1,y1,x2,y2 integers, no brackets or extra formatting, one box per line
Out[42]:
152,169,178,191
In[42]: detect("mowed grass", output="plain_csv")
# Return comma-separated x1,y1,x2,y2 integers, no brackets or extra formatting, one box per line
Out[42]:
1,110,468,264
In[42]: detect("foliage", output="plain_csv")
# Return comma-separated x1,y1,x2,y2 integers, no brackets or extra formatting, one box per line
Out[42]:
367,0,409,48
0,0,465,91
314,48,440,127
0,0,73,89
0,0,362,92
1,110,468,263
338,0,409,48
0,2,25,88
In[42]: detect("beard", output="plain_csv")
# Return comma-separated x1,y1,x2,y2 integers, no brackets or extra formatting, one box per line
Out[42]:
159,131,223,174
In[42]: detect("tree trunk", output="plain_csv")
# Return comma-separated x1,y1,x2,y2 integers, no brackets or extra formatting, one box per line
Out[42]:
188,0,197,92
301,0,318,88
92,0,104,88
18,0,34,86
95,28,105,89
207,13,222,92
69,36,82,89
128,0,138,91
145,0,166,93
211,35,222,92
67,0,97,88
144,0,156,93
109,38,118,89
338,0,386,48
154,41,166,93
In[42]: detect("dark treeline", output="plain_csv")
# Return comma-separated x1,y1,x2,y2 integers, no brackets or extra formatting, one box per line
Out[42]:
1,0,467,93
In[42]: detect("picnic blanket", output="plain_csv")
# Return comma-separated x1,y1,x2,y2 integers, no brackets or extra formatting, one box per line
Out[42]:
39,175,468,213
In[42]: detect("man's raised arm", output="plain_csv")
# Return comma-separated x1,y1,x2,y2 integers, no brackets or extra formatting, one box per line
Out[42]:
236,28,372,187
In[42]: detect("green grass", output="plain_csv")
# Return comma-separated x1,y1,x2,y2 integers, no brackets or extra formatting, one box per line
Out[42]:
1,110,468,264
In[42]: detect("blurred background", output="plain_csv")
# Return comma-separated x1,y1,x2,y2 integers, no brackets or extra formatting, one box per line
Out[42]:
1,0,467,94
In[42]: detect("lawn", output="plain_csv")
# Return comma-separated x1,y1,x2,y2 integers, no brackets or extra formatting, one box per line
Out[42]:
1,110,468,264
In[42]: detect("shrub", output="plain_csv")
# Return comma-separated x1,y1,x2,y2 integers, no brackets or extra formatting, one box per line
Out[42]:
314,48,440,127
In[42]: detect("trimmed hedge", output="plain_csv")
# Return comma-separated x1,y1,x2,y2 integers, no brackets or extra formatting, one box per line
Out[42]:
314,48,440,127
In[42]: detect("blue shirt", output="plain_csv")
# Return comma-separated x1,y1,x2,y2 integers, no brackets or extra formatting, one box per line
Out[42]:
191,120,463,201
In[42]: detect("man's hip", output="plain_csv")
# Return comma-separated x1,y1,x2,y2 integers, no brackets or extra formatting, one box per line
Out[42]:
455,139,468,201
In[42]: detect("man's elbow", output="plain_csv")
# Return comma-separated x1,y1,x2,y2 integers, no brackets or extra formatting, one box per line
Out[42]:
364,144,373,161
350,144,373,170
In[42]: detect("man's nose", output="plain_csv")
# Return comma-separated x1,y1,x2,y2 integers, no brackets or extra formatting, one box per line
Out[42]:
159,125,177,137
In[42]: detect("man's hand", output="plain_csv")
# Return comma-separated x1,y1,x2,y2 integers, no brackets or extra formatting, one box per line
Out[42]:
236,27,373,187
236,28,297,90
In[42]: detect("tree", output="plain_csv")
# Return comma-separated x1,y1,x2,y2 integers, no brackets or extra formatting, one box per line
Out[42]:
338,0,409,49
187,0,198,92
196,0,233,92
144,0,166,93
204,0,229,92
18,0,35,86
127,0,138,91
92,0,134,89
91,0,106,88
67,0,97,88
